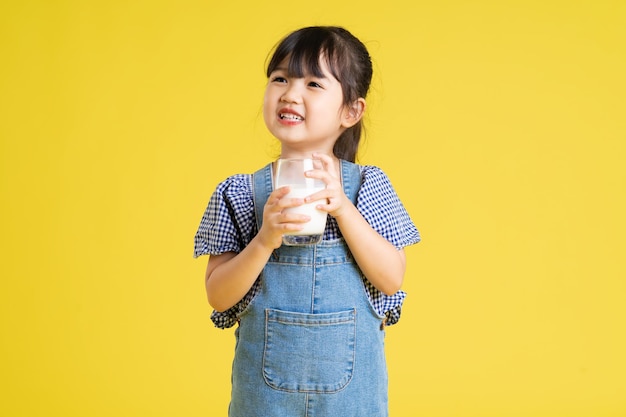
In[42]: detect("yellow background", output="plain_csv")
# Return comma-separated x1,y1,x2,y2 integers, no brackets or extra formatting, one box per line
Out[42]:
1,0,625,416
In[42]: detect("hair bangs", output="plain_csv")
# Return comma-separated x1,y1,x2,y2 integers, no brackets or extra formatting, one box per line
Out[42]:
266,31,340,81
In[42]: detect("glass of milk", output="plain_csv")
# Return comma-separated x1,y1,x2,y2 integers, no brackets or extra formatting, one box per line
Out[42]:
275,158,327,245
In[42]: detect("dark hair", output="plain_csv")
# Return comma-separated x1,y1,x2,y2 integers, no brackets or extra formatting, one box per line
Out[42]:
266,26,373,162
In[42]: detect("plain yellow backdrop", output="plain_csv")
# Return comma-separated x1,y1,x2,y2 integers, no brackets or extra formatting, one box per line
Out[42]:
1,0,625,416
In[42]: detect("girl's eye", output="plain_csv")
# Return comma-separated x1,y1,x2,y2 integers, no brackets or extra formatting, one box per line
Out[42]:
308,81,322,88
272,76,287,83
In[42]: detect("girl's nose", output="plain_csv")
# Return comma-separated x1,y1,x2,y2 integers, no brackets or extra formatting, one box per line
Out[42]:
280,84,302,104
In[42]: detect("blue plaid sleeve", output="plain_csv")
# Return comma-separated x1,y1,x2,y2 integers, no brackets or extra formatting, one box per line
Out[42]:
193,174,257,329
193,174,255,258
358,166,421,249
356,165,420,326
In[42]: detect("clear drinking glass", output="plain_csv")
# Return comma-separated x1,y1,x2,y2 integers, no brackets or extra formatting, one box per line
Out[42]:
275,158,327,246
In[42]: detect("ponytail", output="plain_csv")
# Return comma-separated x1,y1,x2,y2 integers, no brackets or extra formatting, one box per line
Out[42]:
333,123,363,163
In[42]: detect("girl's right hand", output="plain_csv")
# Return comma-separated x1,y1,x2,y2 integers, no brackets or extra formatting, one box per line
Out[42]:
257,186,309,249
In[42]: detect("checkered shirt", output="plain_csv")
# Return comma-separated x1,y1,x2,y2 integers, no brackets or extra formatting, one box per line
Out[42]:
194,164,420,329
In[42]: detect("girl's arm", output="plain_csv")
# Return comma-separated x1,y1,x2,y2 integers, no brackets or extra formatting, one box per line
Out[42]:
204,240,270,312
306,153,406,295
333,203,406,295
205,185,311,312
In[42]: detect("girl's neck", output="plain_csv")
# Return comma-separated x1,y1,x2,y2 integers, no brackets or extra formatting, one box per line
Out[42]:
279,149,332,160
279,153,321,159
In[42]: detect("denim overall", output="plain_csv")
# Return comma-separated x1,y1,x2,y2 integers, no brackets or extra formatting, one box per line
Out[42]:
228,160,388,417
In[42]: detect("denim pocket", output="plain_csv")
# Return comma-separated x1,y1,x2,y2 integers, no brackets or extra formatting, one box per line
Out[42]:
263,308,356,393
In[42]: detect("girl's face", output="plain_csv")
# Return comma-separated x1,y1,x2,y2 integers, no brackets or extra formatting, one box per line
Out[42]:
263,57,360,158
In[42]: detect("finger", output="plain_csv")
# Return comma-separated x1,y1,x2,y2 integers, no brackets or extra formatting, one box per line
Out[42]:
272,186,291,198
312,152,338,178
267,186,293,208
306,162,337,188
304,188,329,203
278,196,306,209
280,212,311,224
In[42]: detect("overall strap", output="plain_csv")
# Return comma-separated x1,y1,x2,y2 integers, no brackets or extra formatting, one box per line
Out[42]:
251,160,362,230
252,163,273,232
340,159,362,205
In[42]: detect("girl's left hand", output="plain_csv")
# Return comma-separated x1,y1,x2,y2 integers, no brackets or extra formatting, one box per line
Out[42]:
304,153,352,219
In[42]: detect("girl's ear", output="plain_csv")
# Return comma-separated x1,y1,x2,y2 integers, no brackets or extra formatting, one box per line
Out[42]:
341,98,366,128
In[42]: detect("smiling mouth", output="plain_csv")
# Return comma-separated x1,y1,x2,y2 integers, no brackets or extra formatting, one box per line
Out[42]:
279,113,303,122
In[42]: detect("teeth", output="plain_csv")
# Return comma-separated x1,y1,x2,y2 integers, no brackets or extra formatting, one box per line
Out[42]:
280,113,303,121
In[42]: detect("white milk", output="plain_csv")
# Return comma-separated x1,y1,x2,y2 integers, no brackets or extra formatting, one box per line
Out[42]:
283,186,327,235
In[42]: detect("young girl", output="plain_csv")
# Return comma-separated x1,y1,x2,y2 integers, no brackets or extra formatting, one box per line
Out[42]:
194,26,420,417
